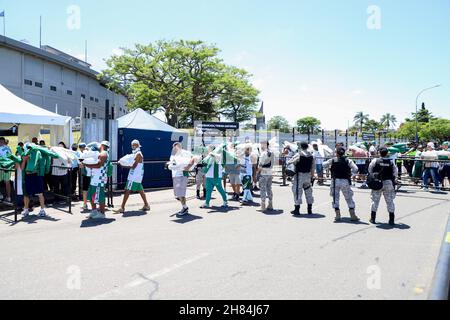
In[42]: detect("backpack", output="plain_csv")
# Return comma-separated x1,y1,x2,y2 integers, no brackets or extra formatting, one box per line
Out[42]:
285,163,297,177
367,159,385,191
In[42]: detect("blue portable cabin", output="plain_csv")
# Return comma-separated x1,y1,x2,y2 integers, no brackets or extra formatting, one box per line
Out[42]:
117,108,188,189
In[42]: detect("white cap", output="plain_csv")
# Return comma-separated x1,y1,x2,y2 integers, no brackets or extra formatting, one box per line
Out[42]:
427,142,435,149
131,139,141,147
101,141,110,148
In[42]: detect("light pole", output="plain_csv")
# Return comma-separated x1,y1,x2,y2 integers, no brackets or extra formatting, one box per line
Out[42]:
415,84,441,143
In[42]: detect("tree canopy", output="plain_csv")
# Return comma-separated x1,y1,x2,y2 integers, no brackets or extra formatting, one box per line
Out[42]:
296,117,321,134
267,116,291,133
100,40,259,127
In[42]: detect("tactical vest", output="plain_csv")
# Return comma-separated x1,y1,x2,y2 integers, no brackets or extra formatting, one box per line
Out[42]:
373,158,394,181
296,154,313,173
331,157,351,180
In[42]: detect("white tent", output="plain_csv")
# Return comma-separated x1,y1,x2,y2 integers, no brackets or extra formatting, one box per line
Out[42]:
0,84,72,146
118,108,182,132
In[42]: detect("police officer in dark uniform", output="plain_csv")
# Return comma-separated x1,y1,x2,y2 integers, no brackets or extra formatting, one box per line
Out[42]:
287,142,315,215
368,147,398,225
323,147,360,222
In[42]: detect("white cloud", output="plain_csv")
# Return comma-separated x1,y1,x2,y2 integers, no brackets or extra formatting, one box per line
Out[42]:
111,48,124,56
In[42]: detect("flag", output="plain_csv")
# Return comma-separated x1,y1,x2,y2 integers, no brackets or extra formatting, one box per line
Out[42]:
0,11,4,17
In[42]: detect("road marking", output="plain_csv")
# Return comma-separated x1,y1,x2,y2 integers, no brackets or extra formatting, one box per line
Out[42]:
91,252,210,300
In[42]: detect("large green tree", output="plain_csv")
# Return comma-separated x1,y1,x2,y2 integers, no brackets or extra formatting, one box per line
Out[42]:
419,118,450,141
405,103,436,123
267,116,291,133
217,66,260,123
363,119,383,133
296,117,321,134
100,40,259,128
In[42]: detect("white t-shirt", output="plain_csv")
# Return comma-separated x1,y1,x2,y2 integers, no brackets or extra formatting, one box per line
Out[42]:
312,150,323,165
241,156,253,176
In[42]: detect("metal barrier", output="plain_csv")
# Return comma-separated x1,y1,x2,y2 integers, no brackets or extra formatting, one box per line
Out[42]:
0,164,74,223
278,155,450,191
429,215,450,300
0,167,17,221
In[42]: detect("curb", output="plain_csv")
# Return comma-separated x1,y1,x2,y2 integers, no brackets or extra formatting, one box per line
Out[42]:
429,214,450,300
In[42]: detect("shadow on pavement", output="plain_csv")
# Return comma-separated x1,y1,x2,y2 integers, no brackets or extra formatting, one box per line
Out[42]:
122,211,148,218
171,214,203,224
240,202,260,207
262,209,284,216
335,218,370,225
292,213,326,219
20,215,61,224
376,223,411,230
207,206,240,214
80,218,116,228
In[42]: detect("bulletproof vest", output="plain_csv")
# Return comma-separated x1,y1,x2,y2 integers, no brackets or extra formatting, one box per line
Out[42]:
296,153,313,173
374,158,394,181
331,157,351,180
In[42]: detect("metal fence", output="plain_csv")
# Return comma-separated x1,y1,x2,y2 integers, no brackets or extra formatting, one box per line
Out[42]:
186,129,410,152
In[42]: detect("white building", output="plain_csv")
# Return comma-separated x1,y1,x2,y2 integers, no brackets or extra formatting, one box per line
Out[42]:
0,35,127,121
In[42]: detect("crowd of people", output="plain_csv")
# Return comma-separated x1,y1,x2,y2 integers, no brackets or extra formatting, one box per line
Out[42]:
0,135,449,225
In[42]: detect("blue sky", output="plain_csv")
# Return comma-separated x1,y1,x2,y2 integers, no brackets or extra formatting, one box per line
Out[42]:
1,0,449,129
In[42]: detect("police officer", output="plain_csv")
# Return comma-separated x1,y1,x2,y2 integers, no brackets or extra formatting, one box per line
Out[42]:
287,142,315,215
323,147,360,222
257,141,274,211
368,147,398,225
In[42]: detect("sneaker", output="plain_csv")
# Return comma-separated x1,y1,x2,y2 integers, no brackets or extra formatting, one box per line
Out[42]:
221,203,229,209
141,206,151,211
89,210,99,219
81,204,89,212
21,209,30,217
39,209,47,218
90,211,106,220
177,207,189,216
200,203,210,209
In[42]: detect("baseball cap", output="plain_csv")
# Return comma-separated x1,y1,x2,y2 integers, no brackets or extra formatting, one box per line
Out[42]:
131,139,141,147
101,141,110,148
79,142,87,148
336,147,346,156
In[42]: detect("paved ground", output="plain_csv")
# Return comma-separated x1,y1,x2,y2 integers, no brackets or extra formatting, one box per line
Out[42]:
0,178,448,300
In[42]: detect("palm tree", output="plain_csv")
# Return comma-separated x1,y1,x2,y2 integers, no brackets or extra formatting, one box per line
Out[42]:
380,113,397,131
354,112,370,133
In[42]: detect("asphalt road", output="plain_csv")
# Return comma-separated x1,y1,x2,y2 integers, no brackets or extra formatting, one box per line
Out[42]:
0,179,449,300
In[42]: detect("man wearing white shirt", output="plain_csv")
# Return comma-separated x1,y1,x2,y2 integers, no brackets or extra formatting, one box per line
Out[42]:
312,143,324,185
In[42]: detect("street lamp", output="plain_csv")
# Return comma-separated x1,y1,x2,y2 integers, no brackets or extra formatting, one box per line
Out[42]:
415,84,441,143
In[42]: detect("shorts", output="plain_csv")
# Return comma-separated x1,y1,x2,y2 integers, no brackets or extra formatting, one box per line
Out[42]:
24,173,44,196
87,185,106,205
125,180,144,192
82,176,91,192
357,164,367,175
173,176,188,198
0,170,11,182
229,174,241,185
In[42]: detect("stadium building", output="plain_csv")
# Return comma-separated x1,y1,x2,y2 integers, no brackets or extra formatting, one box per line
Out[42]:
0,35,127,121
